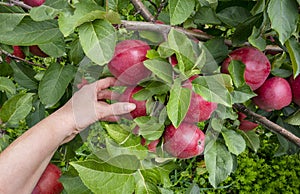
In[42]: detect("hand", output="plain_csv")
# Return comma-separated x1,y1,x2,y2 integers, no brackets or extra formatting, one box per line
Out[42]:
64,77,136,132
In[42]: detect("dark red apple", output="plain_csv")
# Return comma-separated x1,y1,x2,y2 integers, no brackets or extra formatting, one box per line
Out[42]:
108,40,151,85
252,77,292,111
221,46,271,90
32,163,63,194
237,112,258,131
6,46,25,63
119,86,147,119
170,54,178,67
182,76,218,123
141,138,160,152
289,75,300,106
23,0,45,7
29,45,49,57
163,122,205,159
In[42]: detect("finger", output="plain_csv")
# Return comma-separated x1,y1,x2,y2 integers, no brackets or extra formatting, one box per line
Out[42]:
97,102,136,118
97,90,121,101
95,77,117,91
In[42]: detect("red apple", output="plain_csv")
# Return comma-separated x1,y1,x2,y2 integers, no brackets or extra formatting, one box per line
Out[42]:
237,112,258,131
182,76,218,123
141,138,160,152
252,77,292,111
119,86,147,119
163,122,205,159
29,45,49,57
23,0,45,7
289,75,300,106
32,163,63,194
221,46,271,90
108,40,152,85
6,46,25,63
170,54,178,67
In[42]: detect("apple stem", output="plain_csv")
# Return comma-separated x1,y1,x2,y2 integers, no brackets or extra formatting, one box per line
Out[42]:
233,103,300,148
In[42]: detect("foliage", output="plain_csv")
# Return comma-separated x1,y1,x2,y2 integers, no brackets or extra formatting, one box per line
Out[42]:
0,0,299,192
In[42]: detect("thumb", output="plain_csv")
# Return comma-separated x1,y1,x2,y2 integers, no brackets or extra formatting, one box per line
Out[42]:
106,102,136,116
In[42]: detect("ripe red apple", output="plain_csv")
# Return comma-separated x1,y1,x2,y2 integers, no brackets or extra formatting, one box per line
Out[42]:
6,46,25,63
289,75,300,106
141,138,160,152
237,112,258,131
170,54,178,67
108,40,152,85
119,86,147,119
252,77,292,111
221,46,271,90
29,45,49,57
32,163,63,194
182,76,218,123
163,122,205,159
23,0,45,7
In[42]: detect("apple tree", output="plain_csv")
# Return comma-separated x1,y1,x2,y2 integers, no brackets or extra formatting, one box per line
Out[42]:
0,0,299,193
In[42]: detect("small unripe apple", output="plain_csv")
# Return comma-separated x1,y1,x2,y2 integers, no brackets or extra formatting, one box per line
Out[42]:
32,163,63,194
221,46,271,90
119,86,147,119
289,75,300,106
163,122,205,159
23,0,45,7
252,77,292,111
29,45,49,57
237,112,258,131
182,76,218,123
108,40,151,85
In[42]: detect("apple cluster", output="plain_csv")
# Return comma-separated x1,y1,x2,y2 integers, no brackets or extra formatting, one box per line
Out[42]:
107,39,218,159
222,46,299,131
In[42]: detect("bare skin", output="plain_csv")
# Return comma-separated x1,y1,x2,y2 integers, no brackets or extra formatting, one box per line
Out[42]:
0,77,136,194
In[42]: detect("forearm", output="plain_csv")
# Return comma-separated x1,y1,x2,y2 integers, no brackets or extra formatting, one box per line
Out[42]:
0,105,76,194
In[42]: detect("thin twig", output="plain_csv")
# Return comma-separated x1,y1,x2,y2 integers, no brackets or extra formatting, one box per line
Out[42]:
0,49,46,68
9,0,32,9
130,0,155,22
233,103,300,147
154,0,167,21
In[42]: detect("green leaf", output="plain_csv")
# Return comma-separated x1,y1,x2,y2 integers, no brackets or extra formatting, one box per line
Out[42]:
267,0,298,44
0,77,16,96
231,85,257,103
29,5,60,21
217,6,251,27
71,160,136,194
134,81,170,100
0,17,64,46
25,98,45,128
221,128,246,155
134,116,165,140
169,0,195,25
194,6,221,25
0,13,26,32
285,110,300,126
60,175,92,194
104,123,131,144
10,62,38,90
192,74,233,107
240,130,260,152
58,1,106,37
38,63,76,107
248,26,266,51
78,20,116,66
203,37,228,64
167,78,191,128
144,59,174,84
0,93,34,125
69,38,85,64
251,0,266,15
228,60,246,88
285,37,300,78
204,140,233,188
135,172,160,194
38,41,66,57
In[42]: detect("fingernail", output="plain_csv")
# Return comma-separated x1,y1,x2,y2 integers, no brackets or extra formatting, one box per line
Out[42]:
126,103,136,111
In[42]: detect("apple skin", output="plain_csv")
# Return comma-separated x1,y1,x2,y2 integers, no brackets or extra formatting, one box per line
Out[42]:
6,46,25,63
289,75,300,106
252,77,292,111
221,46,271,90
141,138,160,152
237,112,259,131
32,163,63,194
108,40,152,85
29,45,49,57
163,123,205,159
182,76,218,123
119,86,147,119
23,0,45,7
